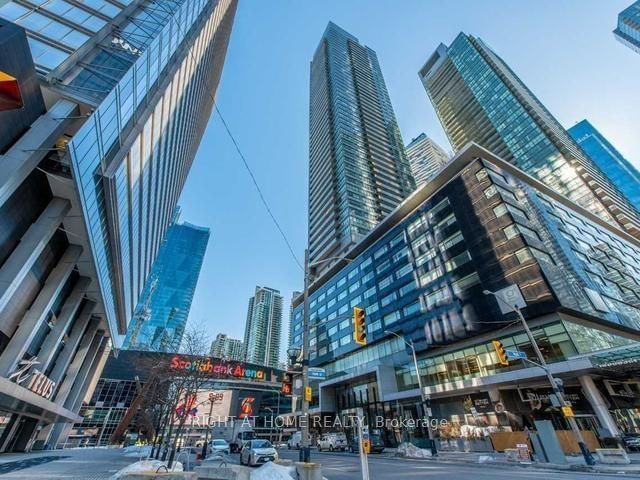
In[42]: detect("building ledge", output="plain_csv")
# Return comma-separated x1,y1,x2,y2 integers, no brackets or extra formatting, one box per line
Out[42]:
0,376,82,423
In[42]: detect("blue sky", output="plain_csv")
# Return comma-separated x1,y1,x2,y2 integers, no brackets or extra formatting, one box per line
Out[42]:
178,0,640,354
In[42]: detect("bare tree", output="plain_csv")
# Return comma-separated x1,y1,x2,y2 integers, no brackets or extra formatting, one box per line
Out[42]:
165,324,211,468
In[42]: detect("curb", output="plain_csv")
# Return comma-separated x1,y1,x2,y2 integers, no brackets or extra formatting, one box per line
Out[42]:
389,454,640,477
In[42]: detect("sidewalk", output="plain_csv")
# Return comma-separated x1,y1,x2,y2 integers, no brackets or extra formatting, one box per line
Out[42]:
385,447,640,476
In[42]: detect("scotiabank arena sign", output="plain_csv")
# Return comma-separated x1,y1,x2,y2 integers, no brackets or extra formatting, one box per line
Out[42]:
170,356,278,382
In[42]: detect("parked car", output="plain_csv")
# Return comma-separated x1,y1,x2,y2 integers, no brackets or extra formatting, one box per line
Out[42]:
348,434,385,454
622,433,640,452
240,439,278,466
208,439,230,455
318,432,348,452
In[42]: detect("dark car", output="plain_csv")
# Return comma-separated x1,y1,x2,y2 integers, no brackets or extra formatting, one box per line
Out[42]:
622,433,640,452
348,434,384,454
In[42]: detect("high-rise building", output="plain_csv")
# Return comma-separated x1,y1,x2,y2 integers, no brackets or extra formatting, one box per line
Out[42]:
291,143,640,447
288,290,302,348
210,333,244,361
123,220,209,352
308,22,416,271
405,133,450,186
243,286,283,368
568,120,640,211
420,33,640,241
614,1,640,54
0,0,236,452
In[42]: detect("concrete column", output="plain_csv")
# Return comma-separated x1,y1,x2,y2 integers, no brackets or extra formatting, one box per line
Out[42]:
0,245,82,377
63,334,104,410
579,375,620,437
53,326,101,406
48,335,106,450
37,277,91,374
71,337,108,412
48,302,96,386
0,197,71,319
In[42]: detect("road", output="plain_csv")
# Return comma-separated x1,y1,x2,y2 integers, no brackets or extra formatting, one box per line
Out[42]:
275,449,640,480
0,447,636,479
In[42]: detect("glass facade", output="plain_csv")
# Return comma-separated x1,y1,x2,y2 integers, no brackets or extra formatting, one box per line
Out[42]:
292,154,640,388
615,1,640,54
405,133,450,186
420,33,640,241
568,119,640,210
61,0,235,342
308,22,415,269
0,0,124,72
123,220,209,352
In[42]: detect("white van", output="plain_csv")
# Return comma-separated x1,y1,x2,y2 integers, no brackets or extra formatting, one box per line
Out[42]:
287,431,310,449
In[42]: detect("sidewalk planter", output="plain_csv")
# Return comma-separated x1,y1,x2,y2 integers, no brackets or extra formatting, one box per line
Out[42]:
595,448,631,465
294,462,322,480
194,465,250,480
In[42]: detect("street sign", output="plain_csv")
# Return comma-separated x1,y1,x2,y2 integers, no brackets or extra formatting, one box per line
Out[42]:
494,285,527,314
561,405,575,417
505,349,527,360
304,386,312,402
308,367,326,380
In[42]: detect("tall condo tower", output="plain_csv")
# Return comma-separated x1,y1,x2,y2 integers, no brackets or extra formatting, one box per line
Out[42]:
405,133,450,186
420,33,640,240
243,286,283,368
308,22,415,272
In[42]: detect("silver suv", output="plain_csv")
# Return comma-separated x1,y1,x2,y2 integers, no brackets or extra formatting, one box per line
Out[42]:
318,432,347,452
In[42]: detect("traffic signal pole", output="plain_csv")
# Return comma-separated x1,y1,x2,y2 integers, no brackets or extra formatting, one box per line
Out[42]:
486,290,595,466
513,306,594,465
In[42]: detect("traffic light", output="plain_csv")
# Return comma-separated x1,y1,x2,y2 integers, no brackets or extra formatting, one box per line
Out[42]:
281,372,293,395
353,307,367,345
492,340,509,366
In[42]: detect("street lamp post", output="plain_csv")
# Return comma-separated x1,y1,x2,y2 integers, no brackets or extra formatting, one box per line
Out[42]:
483,288,595,466
385,330,437,456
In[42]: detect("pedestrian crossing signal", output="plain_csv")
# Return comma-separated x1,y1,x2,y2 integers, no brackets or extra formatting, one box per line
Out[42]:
281,372,293,395
353,307,367,345
492,340,509,366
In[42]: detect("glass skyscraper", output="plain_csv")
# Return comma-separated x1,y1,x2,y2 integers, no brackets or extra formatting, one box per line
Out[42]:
420,33,640,241
569,119,640,211
0,0,236,452
0,0,237,345
243,286,283,368
405,133,450,186
614,1,640,54
123,220,209,352
308,22,415,271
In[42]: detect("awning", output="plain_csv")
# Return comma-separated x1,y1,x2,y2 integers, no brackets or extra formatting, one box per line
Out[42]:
589,344,640,374
0,376,82,423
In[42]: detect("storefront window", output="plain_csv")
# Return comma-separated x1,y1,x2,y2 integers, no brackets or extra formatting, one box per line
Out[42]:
395,322,579,390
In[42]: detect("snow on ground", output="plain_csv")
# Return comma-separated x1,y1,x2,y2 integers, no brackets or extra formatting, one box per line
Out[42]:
396,442,432,458
111,459,183,478
250,462,296,480
123,445,152,458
